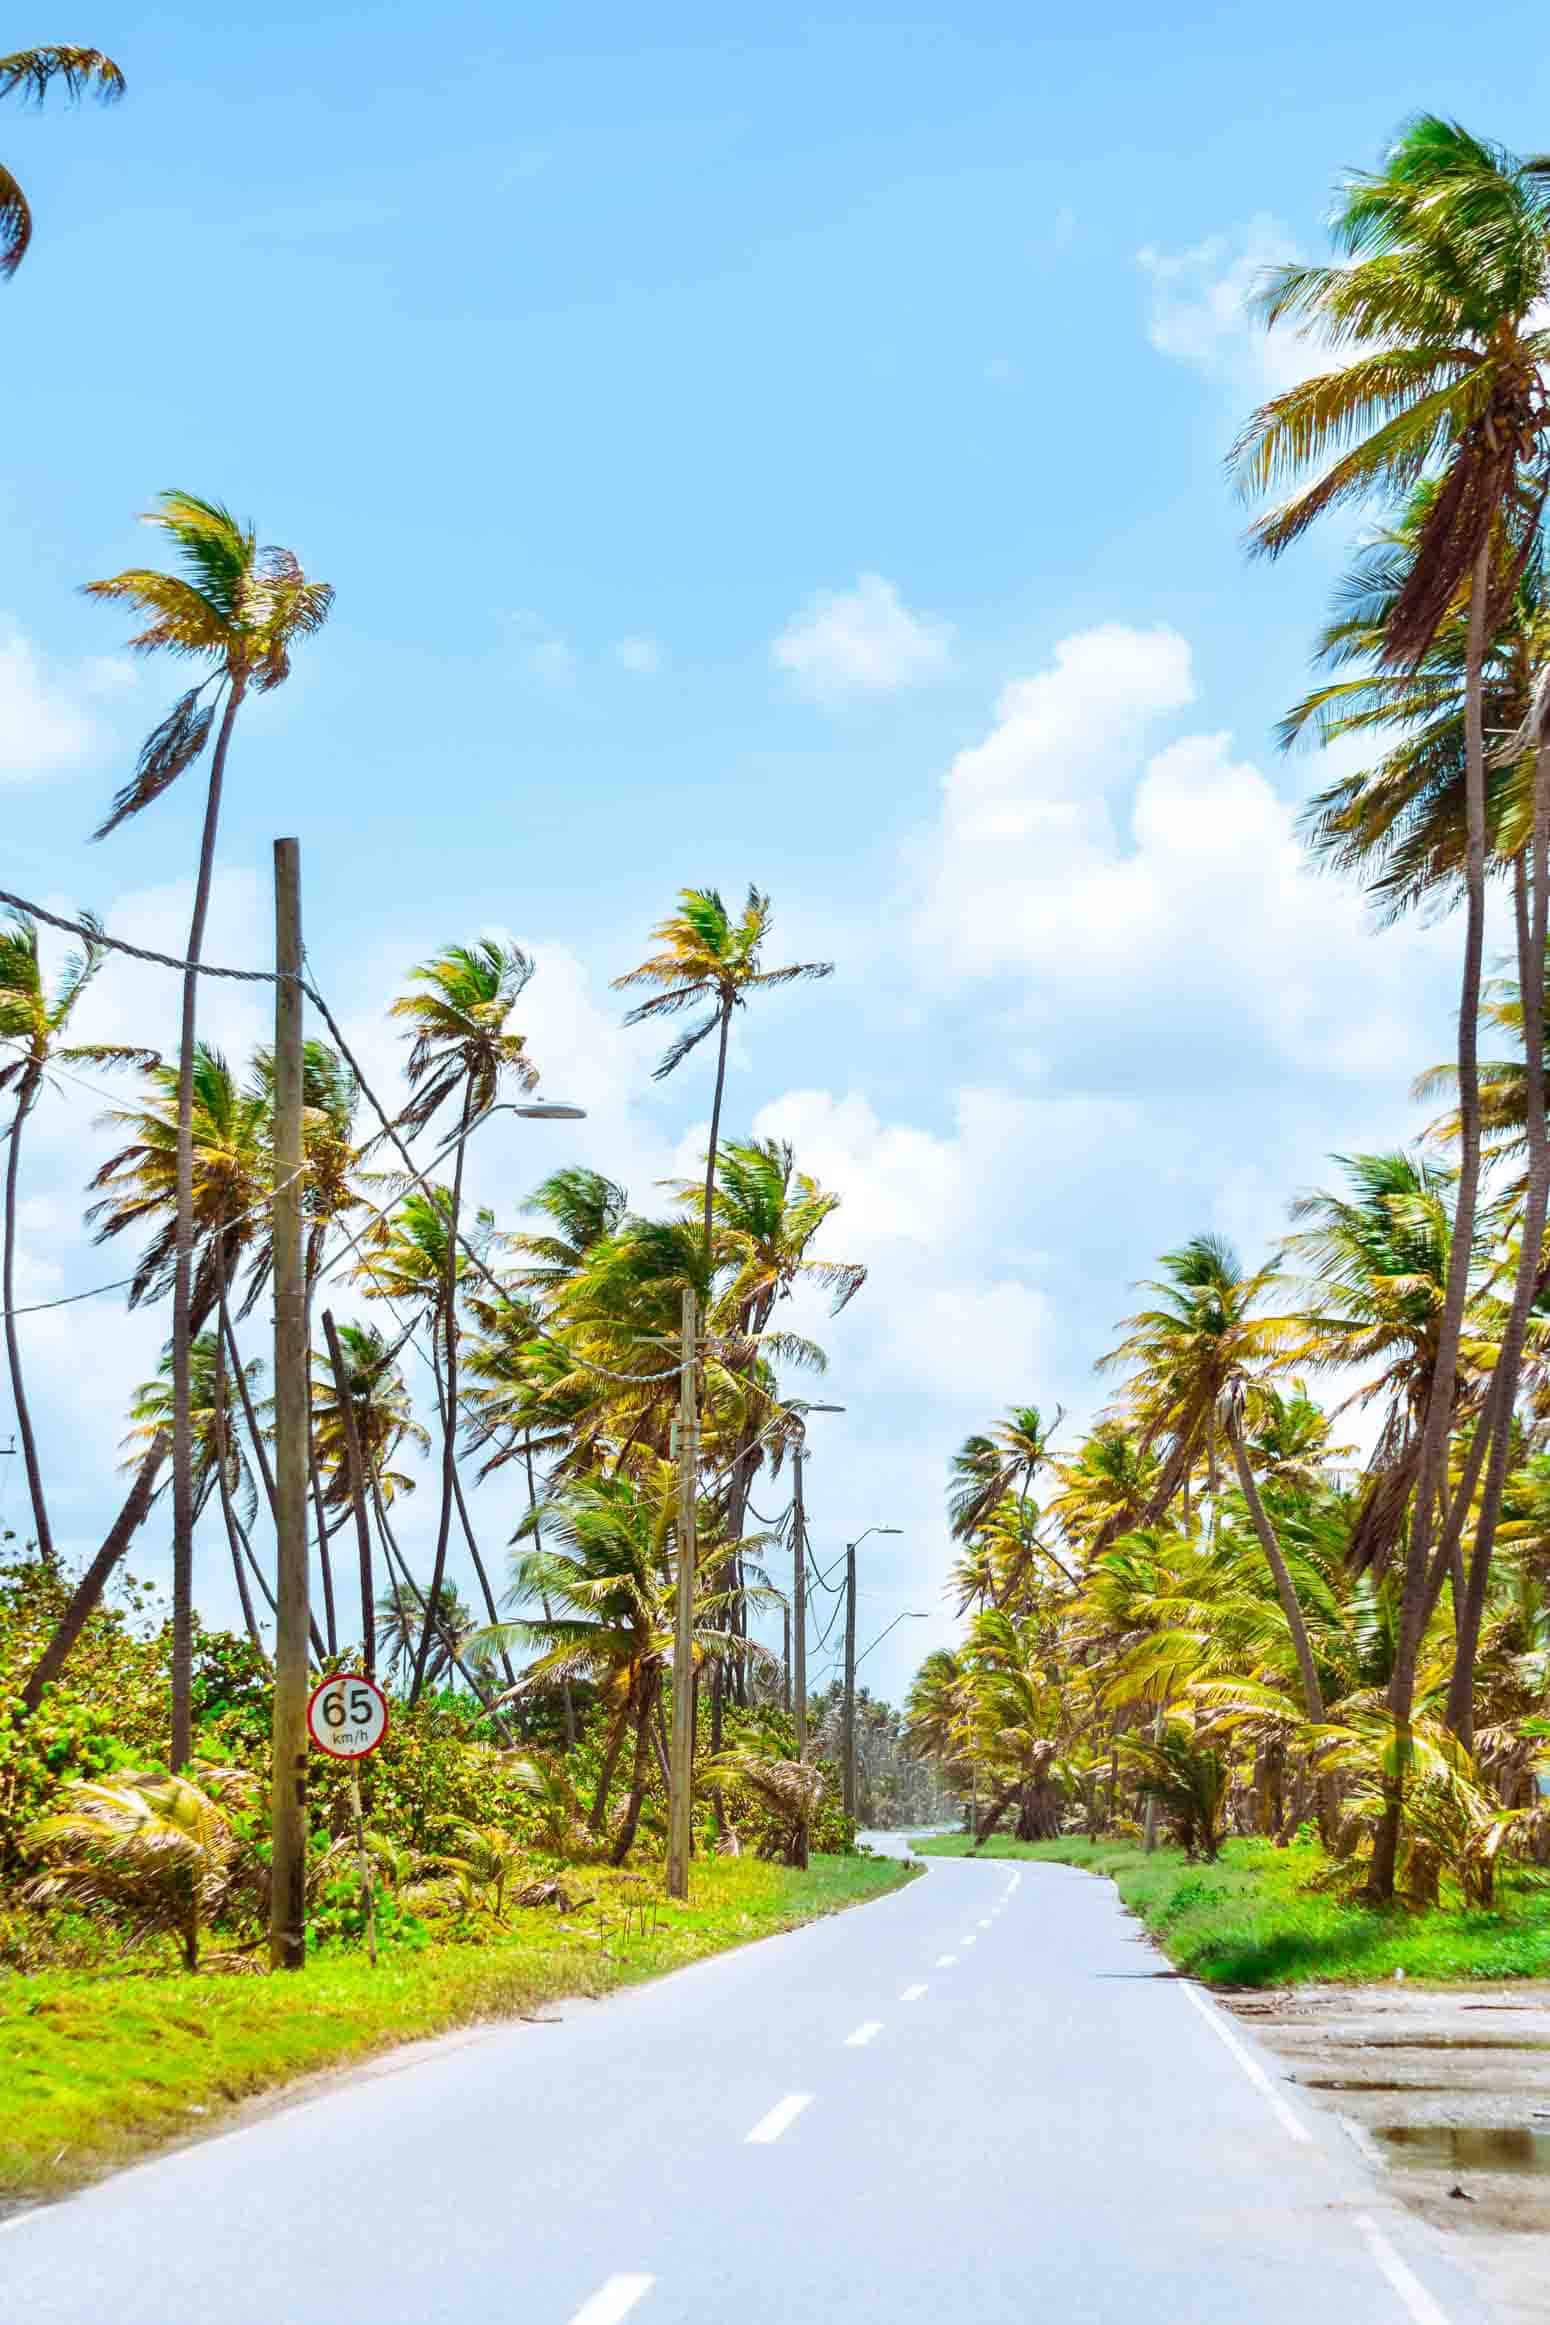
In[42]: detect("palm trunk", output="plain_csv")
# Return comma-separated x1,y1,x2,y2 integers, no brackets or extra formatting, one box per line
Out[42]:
322,1307,376,1678
411,1077,473,1703
702,996,732,1251
609,1671,657,1865
1445,760,1550,1745
211,1322,263,1653
307,1434,340,1658
449,1460,516,1688
21,1434,168,1711
371,1474,507,1728
1372,536,1491,1900
3,1065,52,1561
589,1703,629,1831
525,1440,574,1746
168,674,246,1770
1226,1416,1325,1721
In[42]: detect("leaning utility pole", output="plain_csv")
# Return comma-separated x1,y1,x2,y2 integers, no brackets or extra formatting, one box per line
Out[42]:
842,1534,858,1819
268,839,310,1970
791,1434,808,1755
667,1287,698,1900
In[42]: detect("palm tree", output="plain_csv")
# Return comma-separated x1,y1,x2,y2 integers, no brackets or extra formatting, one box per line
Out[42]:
388,939,537,1700
503,1166,629,1299
1279,1153,1483,1577
0,45,123,278
1231,117,1550,1892
613,888,832,1249
480,1463,758,1864
124,1332,283,1656
0,910,152,1559
86,493,332,1768
23,1765,253,1971
1100,1235,1327,1732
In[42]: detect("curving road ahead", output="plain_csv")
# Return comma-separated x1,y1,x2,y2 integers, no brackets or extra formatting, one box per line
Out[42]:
2,1844,1491,2323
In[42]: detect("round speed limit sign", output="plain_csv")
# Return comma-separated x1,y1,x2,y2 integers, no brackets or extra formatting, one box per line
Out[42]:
307,1673,389,1760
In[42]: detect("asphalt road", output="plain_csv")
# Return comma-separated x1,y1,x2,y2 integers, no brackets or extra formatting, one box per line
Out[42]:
2,1843,1493,2324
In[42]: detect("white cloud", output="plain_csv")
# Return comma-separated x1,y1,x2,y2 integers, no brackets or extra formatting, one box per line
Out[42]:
1138,214,1324,395
504,610,578,686
913,621,1454,1083
0,620,100,781
772,573,953,703
613,635,663,676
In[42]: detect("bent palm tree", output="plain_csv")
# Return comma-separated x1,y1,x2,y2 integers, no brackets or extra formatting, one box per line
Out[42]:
1232,116,1550,1892
389,940,537,1700
0,909,151,1559
86,493,332,1768
0,45,123,278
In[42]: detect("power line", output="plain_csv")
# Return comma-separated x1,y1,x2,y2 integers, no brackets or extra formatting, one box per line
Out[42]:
0,889,298,985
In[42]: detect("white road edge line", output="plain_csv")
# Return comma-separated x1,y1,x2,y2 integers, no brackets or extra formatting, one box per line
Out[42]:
0,2212,40,2238
1181,1984,1310,2144
1341,2115,1386,2170
899,1982,928,2001
935,1953,958,1968
569,2274,656,2325
745,2093,813,2145
844,2020,884,2048
1355,2214,1453,2325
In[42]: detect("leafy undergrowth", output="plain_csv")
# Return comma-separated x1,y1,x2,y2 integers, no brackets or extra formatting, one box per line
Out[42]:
912,1832,1550,1986
0,1852,913,2203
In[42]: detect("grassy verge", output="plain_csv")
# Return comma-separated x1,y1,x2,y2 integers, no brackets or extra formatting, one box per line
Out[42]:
911,1832,1550,1986
0,1852,913,2203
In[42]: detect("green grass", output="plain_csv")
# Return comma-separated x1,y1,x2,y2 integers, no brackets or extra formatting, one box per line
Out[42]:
911,1832,1550,1986
0,1852,913,2203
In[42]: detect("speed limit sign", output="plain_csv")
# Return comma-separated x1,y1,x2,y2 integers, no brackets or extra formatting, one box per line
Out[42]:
307,1673,389,1760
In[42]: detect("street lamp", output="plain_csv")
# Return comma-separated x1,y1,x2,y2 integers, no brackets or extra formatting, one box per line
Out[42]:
853,1609,929,1673
843,1526,902,1819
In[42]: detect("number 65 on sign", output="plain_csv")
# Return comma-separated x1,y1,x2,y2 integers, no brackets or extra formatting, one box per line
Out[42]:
306,1673,389,1760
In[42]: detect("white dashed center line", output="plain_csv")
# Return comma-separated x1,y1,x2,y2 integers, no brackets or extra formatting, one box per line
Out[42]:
935,1953,958,1968
960,1935,976,1947
899,1982,928,2001
569,2275,655,2325
844,2020,884,2047
745,2093,813,2145
978,1918,992,1929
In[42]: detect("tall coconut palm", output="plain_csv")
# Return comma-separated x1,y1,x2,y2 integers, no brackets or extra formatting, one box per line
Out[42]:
1100,1236,1326,1730
0,910,152,1559
124,1332,280,1656
613,888,832,1250
86,493,332,1767
0,45,123,278
1232,117,1550,1891
1280,1152,1485,1578
387,942,537,1700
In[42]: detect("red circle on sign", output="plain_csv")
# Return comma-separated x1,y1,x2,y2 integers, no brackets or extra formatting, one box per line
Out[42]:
306,1672,390,1759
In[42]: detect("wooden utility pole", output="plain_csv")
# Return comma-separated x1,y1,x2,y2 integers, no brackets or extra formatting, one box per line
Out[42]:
791,1437,808,1755
268,839,310,1970
322,1306,375,1676
842,1536,858,1820
667,1287,698,1900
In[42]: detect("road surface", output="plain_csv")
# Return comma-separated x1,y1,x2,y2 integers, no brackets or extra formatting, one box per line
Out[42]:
1,1845,1491,2323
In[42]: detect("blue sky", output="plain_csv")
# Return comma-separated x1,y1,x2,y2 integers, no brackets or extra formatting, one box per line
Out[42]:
4,6,1539,1699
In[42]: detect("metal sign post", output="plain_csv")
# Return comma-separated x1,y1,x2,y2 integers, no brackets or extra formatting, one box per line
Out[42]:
307,1674,389,1967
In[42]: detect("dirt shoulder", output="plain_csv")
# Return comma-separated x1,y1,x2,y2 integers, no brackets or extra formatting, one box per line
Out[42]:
1225,1983,1550,2325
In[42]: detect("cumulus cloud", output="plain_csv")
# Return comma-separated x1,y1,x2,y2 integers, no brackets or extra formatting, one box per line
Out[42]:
612,635,663,675
1138,214,1325,396
0,620,102,781
504,610,578,686
912,621,1454,1084
773,573,953,703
